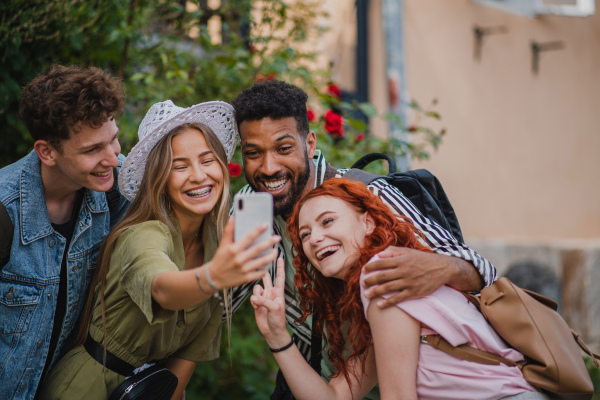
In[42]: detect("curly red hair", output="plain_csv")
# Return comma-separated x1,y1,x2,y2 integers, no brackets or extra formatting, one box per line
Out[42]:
287,178,431,387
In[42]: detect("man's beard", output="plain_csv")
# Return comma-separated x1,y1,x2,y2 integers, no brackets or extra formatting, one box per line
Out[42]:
250,156,311,218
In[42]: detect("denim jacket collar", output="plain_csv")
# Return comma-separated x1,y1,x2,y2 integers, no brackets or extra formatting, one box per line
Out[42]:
19,151,109,244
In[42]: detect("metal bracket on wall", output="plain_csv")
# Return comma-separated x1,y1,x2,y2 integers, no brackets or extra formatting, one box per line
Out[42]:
531,41,564,75
473,25,508,61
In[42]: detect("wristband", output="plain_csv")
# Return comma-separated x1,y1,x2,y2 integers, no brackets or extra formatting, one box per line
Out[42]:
269,338,294,353
204,264,219,291
195,268,211,294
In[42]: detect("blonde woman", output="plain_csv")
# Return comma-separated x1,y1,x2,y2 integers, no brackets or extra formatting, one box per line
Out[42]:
41,101,279,400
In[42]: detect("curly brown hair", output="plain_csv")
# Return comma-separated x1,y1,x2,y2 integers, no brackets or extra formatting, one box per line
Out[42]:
287,178,432,389
19,64,125,150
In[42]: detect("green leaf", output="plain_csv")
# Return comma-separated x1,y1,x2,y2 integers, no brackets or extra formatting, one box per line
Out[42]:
408,100,422,110
215,56,238,66
425,111,441,120
382,112,403,126
347,118,368,131
358,103,377,118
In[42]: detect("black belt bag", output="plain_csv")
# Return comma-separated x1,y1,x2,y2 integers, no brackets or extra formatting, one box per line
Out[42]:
84,335,178,400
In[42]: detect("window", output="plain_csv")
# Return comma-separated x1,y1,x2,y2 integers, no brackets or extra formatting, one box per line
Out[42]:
472,0,594,17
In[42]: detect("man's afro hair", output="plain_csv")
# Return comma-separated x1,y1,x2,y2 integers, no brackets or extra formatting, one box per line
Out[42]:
232,80,309,137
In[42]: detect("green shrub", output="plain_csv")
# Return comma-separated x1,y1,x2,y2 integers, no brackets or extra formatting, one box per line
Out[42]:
585,355,600,399
0,1,444,396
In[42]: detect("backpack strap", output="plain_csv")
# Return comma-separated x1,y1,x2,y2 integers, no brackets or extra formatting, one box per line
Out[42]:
105,167,121,209
351,153,397,173
0,200,14,270
343,168,381,186
421,334,521,368
309,310,322,375
573,330,600,366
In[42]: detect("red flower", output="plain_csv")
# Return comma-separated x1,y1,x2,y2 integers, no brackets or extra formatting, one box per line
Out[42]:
228,162,242,178
255,72,277,82
388,76,399,108
328,83,342,99
408,125,418,132
307,109,316,122
324,110,344,138
248,43,256,53
355,133,366,142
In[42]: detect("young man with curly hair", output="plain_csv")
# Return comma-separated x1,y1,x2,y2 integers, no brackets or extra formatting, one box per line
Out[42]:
230,80,497,399
0,65,130,400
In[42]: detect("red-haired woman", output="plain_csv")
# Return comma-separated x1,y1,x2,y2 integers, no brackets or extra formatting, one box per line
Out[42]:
251,178,547,400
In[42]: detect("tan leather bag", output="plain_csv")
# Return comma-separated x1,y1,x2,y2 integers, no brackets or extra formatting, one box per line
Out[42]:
423,277,599,400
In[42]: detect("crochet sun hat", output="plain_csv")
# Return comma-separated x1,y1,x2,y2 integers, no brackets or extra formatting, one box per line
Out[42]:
119,100,238,202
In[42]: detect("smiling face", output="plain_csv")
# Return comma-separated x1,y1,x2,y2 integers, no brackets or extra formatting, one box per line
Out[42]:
166,127,224,226
298,195,374,280
48,118,121,193
240,116,316,217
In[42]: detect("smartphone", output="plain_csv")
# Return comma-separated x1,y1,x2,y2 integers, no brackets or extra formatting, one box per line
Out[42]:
233,192,274,258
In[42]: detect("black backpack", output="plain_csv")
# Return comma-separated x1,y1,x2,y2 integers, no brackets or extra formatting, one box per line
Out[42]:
0,167,121,270
344,152,464,243
270,153,465,400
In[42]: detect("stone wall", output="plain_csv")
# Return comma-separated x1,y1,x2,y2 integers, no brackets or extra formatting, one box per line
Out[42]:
468,238,600,352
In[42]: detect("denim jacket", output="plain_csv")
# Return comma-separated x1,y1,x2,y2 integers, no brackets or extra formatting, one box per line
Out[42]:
0,151,129,399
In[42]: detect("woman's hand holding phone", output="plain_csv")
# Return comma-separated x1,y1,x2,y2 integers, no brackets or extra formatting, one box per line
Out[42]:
206,218,280,290
233,193,273,258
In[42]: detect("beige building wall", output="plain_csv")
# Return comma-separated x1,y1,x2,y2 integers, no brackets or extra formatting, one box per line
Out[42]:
323,0,600,349
398,0,600,347
403,0,600,241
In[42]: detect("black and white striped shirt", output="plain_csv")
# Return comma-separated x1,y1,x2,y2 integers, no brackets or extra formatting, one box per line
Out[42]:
228,150,497,360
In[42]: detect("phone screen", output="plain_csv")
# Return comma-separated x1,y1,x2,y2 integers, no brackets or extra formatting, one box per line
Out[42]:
233,193,273,258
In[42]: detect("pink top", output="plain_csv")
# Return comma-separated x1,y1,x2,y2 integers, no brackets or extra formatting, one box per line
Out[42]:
360,261,536,400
